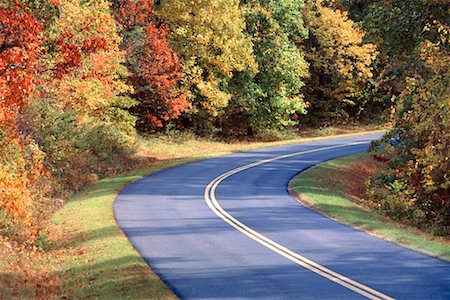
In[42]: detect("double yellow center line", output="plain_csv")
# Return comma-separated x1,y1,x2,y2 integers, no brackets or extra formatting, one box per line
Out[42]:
203,142,394,300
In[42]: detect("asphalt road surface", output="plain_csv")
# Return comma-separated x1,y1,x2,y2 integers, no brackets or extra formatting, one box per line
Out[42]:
114,133,450,299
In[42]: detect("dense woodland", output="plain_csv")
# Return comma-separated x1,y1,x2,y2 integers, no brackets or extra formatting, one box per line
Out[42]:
0,0,448,260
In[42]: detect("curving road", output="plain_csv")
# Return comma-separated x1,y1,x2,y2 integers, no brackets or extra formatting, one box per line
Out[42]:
114,134,450,299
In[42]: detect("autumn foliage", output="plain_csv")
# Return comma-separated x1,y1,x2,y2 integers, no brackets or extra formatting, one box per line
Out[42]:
0,0,137,243
0,3,45,235
112,0,189,130
302,0,377,125
342,0,450,235
134,24,190,128
368,23,450,235
159,0,256,133
113,0,154,30
0,0,448,297
0,3,43,122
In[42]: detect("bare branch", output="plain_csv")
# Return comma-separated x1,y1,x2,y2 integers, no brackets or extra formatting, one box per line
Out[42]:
0,63,63,77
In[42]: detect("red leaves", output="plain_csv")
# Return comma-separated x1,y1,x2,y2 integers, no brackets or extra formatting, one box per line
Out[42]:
82,37,107,53
111,0,190,129
372,154,390,163
0,3,43,121
0,4,45,232
55,34,109,79
55,42,81,77
140,24,182,92
113,0,154,30
135,23,190,128
144,114,163,127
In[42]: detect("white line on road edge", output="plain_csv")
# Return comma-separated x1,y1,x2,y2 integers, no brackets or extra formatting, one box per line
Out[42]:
204,142,394,300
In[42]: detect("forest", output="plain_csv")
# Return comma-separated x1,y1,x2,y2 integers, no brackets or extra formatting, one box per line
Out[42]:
0,0,449,297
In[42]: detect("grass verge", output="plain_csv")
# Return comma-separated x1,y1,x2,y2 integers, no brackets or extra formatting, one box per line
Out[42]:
4,128,385,299
50,161,193,299
289,152,450,261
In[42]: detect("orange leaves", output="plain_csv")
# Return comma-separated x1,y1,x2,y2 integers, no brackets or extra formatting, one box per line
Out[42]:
0,166,33,222
0,4,46,234
46,0,134,124
0,3,43,121
0,124,46,237
0,4,139,271
144,114,163,128
135,23,190,128
0,4,43,240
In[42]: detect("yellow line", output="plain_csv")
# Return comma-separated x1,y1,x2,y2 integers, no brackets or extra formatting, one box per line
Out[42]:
204,142,394,300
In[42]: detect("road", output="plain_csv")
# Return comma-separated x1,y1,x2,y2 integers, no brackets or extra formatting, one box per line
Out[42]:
114,133,450,299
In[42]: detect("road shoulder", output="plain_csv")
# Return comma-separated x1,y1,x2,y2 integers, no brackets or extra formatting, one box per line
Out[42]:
289,152,450,262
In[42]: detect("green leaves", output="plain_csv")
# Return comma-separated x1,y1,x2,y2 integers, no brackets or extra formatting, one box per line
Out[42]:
229,0,308,132
160,0,256,117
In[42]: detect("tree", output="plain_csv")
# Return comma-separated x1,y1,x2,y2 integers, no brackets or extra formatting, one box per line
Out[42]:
159,0,256,131
113,0,154,30
0,2,43,123
45,0,136,132
112,0,190,130
133,23,190,129
332,0,449,235
301,0,377,125
369,22,450,235
227,0,309,133
357,0,448,60
0,2,45,236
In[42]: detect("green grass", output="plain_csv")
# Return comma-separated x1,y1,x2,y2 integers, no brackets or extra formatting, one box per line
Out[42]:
51,162,190,299
49,128,387,299
289,153,450,261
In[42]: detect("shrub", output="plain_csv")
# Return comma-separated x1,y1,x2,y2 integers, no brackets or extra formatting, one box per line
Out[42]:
22,99,138,194
0,123,46,242
367,27,449,235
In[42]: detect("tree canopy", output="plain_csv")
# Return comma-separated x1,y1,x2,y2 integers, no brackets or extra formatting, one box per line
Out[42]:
0,0,448,246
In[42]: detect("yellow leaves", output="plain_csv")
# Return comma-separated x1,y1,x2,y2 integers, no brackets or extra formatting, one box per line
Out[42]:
197,79,231,115
421,165,435,188
181,58,230,114
304,0,377,81
160,0,256,112
398,67,450,194
53,0,121,49
161,0,254,69
45,0,132,125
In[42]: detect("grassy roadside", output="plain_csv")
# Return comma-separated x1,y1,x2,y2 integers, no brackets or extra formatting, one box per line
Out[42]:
289,152,450,261
3,127,385,298
51,128,387,298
